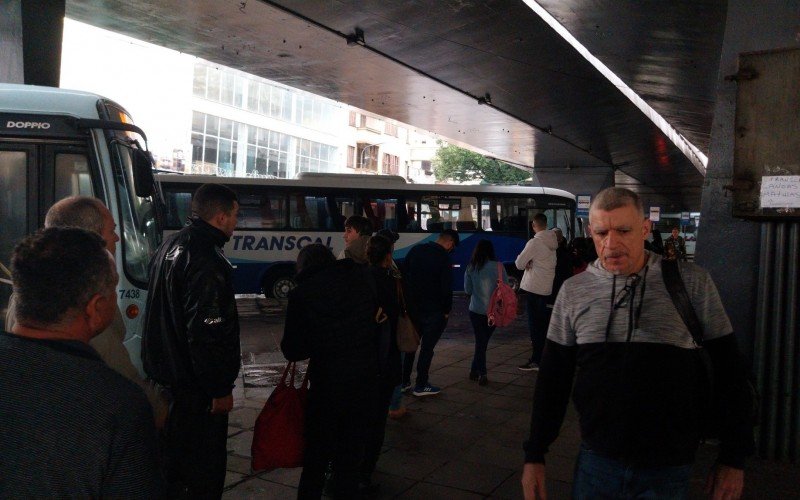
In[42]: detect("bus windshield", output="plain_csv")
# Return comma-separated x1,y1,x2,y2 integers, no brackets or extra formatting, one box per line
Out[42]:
101,100,161,287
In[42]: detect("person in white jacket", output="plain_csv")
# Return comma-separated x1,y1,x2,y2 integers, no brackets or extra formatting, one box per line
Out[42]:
514,213,558,370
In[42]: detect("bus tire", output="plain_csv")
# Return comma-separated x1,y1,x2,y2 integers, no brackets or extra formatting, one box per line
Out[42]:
264,271,297,300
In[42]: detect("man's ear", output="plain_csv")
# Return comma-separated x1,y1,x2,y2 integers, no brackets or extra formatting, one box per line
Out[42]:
84,293,110,334
642,218,652,238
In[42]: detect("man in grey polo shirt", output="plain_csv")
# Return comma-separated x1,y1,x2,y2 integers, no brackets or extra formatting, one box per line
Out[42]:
521,187,754,500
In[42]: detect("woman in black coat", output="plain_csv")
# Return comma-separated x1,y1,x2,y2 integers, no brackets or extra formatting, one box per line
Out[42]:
360,235,403,494
281,244,381,500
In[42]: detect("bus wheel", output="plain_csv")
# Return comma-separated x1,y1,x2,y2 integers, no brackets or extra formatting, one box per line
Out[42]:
267,273,297,300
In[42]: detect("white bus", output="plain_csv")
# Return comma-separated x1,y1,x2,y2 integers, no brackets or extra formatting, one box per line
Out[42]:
0,84,161,371
156,173,576,297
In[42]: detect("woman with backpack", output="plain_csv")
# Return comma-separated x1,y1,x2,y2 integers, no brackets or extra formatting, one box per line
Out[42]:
464,239,509,386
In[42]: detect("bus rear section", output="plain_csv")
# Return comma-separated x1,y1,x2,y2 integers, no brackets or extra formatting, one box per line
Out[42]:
156,173,576,297
0,84,160,374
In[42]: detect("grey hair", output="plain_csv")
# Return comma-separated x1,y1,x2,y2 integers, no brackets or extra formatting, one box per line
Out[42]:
589,187,644,217
44,196,106,233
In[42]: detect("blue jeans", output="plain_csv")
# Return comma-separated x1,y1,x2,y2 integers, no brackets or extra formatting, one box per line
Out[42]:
572,446,692,499
469,311,496,376
525,291,549,364
402,311,447,388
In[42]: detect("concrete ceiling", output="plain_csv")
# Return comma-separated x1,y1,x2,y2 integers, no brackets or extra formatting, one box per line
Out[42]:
66,0,728,211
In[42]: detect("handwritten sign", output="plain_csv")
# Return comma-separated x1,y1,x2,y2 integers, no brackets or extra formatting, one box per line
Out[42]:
649,206,661,222
760,175,800,208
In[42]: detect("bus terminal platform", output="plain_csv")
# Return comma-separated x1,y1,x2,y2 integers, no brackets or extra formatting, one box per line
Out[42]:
223,295,799,499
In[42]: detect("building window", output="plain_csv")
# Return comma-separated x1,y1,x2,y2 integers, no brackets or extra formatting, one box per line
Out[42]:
347,145,356,168
385,122,398,137
382,154,399,175
296,139,337,174
358,115,383,133
349,111,357,127
191,111,238,175
246,124,291,178
357,143,378,171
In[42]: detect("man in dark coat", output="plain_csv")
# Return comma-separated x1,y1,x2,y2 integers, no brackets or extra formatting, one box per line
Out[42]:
401,229,459,396
142,183,241,498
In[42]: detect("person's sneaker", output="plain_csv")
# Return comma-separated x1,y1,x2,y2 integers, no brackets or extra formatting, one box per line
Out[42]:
412,384,441,397
478,375,489,386
400,382,412,393
388,407,409,419
518,361,540,371
469,371,479,381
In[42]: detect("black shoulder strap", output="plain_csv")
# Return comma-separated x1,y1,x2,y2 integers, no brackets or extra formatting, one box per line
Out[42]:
661,259,704,346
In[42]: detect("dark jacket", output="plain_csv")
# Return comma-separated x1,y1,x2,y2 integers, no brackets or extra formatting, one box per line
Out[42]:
402,241,453,317
142,218,241,398
371,266,402,386
281,259,380,396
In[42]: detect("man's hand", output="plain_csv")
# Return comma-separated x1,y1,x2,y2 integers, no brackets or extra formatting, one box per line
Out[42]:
704,464,743,500
210,394,234,414
521,462,546,500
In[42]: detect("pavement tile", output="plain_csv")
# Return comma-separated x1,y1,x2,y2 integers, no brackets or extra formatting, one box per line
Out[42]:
492,471,573,500
257,466,303,487
228,407,259,430
222,476,297,499
374,448,448,480
399,481,485,499
459,439,525,470
406,396,471,417
425,459,516,495
482,394,532,412
435,386,487,405
490,382,534,399
228,430,254,458
457,402,518,426
226,454,254,475
393,409,447,431
363,471,417,498
224,471,245,488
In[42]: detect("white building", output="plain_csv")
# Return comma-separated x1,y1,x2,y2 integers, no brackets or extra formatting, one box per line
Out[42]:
61,19,441,183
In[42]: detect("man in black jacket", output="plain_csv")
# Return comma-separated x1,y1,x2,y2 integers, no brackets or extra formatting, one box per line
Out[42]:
401,229,458,396
142,183,241,498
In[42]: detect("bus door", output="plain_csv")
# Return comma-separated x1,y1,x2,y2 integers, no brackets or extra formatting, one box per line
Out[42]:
0,138,96,331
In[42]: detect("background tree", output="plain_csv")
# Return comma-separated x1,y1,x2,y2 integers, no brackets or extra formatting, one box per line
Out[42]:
432,141,530,183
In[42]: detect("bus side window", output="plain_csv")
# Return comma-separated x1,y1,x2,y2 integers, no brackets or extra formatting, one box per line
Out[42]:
405,200,420,231
290,194,313,229
165,191,192,228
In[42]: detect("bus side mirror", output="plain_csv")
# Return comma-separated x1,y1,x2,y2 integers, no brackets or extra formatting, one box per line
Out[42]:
132,149,155,198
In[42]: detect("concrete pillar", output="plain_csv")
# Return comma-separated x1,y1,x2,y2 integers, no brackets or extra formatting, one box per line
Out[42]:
696,0,800,459
0,0,64,86
696,0,799,359
0,0,23,83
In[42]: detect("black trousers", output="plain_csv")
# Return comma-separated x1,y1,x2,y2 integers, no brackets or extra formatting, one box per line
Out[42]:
298,385,375,500
360,380,396,484
164,389,229,499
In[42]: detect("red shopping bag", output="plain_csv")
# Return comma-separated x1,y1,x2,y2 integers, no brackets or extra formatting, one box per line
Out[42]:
251,362,309,471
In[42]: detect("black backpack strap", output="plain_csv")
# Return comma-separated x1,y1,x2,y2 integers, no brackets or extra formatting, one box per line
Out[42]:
661,259,704,346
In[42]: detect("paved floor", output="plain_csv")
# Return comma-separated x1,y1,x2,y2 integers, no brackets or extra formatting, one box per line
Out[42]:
223,296,800,499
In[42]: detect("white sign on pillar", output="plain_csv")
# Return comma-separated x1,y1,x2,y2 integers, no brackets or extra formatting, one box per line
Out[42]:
649,206,661,222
